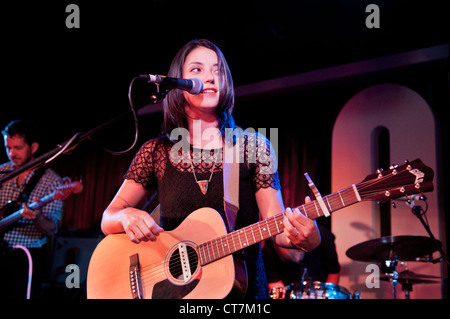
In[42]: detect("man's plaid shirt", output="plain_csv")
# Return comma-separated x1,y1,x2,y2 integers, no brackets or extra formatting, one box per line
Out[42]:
0,162,63,248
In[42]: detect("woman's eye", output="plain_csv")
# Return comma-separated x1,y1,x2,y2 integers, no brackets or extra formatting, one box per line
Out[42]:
190,67,201,73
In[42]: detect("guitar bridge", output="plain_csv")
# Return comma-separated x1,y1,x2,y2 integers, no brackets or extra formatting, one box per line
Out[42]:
129,254,143,299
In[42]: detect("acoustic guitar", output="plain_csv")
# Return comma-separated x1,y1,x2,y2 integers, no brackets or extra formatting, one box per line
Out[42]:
87,159,434,299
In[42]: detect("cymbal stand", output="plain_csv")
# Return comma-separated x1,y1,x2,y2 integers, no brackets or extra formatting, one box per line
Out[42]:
382,258,399,299
400,262,412,299
402,282,412,299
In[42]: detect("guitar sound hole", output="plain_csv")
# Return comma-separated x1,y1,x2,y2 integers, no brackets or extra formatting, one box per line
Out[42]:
168,244,199,282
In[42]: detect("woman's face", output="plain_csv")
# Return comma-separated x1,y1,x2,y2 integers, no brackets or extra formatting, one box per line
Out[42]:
182,46,220,114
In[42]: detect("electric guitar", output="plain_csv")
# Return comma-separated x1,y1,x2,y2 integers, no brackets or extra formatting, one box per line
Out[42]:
87,159,434,299
0,179,83,231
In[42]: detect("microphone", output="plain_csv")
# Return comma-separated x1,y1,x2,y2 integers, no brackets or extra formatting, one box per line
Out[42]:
138,74,203,95
404,194,427,208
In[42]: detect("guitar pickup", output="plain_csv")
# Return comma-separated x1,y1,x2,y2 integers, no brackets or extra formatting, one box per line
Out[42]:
129,253,143,299
178,243,192,282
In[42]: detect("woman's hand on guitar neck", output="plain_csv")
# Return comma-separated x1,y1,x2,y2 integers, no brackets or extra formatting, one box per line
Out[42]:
255,188,321,252
283,196,321,252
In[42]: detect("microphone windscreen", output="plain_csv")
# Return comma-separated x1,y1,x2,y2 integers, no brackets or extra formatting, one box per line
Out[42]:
189,78,203,95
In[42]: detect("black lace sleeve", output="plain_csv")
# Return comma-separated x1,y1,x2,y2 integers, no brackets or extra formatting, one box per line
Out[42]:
123,138,166,191
246,132,281,191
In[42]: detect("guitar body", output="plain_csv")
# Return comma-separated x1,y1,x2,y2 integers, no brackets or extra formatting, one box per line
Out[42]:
87,207,236,299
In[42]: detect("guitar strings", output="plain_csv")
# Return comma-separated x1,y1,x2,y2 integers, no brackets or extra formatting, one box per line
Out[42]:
139,251,200,285
139,174,395,282
137,201,348,291
138,225,277,292
357,167,411,197
137,201,348,289
140,225,269,277
139,195,351,282
142,187,361,281
136,196,369,290
138,217,285,284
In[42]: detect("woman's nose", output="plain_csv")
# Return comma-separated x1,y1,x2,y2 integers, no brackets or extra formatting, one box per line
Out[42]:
204,69,215,84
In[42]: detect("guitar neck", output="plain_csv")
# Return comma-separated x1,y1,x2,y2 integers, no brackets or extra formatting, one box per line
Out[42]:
198,184,361,266
0,193,55,231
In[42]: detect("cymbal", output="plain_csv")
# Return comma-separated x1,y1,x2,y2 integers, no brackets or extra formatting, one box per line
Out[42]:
380,270,441,284
346,235,441,262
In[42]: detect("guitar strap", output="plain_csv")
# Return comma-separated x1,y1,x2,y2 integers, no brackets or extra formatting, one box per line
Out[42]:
151,133,241,233
223,130,247,299
18,168,46,204
222,131,240,232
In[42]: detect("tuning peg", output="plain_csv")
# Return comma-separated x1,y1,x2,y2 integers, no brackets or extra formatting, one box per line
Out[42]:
377,168,383,179
389,164,398,170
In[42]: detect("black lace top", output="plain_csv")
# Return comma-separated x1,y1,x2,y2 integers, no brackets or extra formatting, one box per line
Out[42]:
124,133,281,299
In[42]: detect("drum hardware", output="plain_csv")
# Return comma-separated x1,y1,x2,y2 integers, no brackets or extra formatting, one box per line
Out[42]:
346,235,443,299
352,290,361,299
269,280,360,299
345,192,448,298
380,266,441,299
288,281,358,299
269,269,311,299
345,235,442,262
268,265,361,299
269,286,285,299
381,259,399,299
380,269,442,283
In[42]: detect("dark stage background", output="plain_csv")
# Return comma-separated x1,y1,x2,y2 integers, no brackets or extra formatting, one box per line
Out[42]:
1,0,448,301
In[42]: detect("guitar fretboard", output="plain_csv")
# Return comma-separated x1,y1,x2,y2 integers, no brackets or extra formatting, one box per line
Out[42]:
198,184,361,266
0,194,54,230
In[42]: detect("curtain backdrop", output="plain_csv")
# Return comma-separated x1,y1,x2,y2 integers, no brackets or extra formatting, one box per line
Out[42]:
51,143,133,232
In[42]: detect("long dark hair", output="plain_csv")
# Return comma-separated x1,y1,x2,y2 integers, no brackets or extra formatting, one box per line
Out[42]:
162,39,235,140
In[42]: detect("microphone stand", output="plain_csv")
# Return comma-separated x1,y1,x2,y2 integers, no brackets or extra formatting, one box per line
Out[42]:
0,110,130,186
149,84,171,105
0,81,172,187
411,200,449,298
411,200,449,266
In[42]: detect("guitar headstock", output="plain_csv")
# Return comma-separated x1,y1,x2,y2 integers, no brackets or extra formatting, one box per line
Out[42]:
54,179,83,201
357,159,434,202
